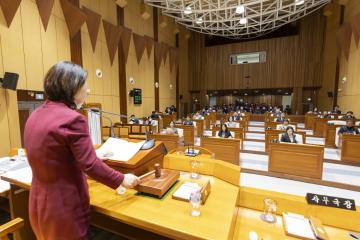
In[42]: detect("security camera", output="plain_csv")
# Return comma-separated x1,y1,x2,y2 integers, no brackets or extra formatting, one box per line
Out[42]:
95,69,103,78
129,77,135,85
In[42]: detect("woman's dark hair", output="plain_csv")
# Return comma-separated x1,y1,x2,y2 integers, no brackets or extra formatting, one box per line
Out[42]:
44,61,87,106
221,123,228,132
286,126,294,133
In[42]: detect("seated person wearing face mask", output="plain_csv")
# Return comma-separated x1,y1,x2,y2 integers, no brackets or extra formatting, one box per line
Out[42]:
275,113,286,122
166,121,178,135
217,124,232,138
276,119,290,130
280,126,298,143
342,111,356,120
129,114,139,124
183,116,194,126
338,119,360,135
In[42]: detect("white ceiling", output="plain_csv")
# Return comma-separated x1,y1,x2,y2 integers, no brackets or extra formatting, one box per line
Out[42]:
145,0,330,38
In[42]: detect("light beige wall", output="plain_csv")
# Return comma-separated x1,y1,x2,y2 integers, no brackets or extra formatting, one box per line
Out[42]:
124,1,177,117
337,0,360,116
124,0,154,118
80,0,120,124
0,0,71,155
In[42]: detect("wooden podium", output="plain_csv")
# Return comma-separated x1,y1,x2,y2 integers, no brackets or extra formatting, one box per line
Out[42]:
339,134,360,164
104,139,166,176
200,137,240,165
268,143,324,179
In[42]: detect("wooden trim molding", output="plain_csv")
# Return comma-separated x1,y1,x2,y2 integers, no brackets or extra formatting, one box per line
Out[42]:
82,6,101,52
153,8,159,111
66,0,83,66
117,6,127,123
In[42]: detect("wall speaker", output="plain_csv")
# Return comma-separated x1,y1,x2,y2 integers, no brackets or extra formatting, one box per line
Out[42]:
1,72,19,91
327,91,333,98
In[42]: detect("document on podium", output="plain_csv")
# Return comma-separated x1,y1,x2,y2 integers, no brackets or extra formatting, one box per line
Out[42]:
96,138,145,162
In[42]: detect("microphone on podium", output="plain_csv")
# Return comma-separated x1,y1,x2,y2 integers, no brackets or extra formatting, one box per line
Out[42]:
84,108,127,138
84,108,155,150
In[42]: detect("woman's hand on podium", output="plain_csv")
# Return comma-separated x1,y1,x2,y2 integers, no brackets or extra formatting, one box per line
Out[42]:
121,174,140,188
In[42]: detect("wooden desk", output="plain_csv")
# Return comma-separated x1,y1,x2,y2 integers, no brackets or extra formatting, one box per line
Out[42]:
161,113,176,130
249,114,265,122
265,130,306,152
305,113,317,129
104,139,166,176
193,119,204,137
324,123,344,147
200,137,240,165
2,167,239,240
150,134,181,152
233,207,352,240
340,134,360,164
268,143,324,179
312,118,329,137
176,125,195,145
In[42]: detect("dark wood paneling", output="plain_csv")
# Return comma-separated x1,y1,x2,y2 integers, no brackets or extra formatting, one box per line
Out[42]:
153,8,159,111
0,0,21,27
117,6,127,123
36,0,55,31
67,0,83,66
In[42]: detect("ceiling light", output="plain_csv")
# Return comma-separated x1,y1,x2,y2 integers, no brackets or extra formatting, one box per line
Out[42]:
235,5,245,14
239,18,247,25
196,17,203,24
295,0,305,6
184,6,192,15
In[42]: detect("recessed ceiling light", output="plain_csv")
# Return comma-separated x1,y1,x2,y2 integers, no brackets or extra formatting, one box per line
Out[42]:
295,0,305,6
235,5,245,14
184,6,192,15
196,17,203,24
240,18,247,25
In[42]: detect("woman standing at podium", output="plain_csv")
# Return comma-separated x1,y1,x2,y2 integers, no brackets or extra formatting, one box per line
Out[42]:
24,61,140,240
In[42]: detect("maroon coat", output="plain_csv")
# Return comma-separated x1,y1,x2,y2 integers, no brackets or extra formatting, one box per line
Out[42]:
24,101,124,240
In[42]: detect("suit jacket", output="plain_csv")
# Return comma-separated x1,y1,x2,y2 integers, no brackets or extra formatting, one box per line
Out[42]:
183,120,194,126
280,133,297,143
24,101,124,240
338,126,360,135
218,130,232,138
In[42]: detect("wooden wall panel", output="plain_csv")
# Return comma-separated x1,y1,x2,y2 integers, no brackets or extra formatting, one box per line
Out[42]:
188,12,326,109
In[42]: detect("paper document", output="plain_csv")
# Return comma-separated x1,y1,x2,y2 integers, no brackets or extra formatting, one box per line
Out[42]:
283,212,315,239
96,138,145,162
172,182,202,200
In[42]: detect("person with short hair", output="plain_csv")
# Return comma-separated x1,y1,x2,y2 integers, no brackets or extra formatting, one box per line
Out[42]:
24,61,140,239
129,114,139,124
183,115,194,126
338,119,360,135
343,111,356,120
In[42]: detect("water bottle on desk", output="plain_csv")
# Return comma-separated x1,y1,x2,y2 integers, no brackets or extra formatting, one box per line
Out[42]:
189,190,201,217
